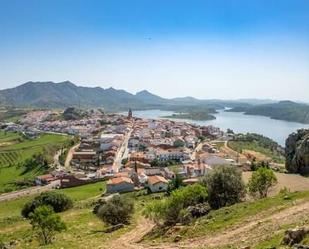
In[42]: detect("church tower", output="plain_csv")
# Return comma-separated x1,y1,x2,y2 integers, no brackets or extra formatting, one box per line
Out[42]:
128,108,132,119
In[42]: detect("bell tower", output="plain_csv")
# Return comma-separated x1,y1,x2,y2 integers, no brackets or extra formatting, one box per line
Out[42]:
128,108,132,119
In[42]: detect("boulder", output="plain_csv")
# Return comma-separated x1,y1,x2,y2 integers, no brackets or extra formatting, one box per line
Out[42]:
282,227,309,246
187,203,211,218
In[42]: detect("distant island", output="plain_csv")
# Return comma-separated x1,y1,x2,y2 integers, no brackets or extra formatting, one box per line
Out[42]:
226,101,309,124
162,111,216,121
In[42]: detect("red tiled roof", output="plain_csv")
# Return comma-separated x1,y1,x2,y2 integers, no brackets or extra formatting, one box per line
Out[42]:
148,175,168,185
107,177,133,185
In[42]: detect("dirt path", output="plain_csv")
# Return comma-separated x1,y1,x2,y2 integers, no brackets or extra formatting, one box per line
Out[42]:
106,217,155,249
65,143,80,169
107,199,309,249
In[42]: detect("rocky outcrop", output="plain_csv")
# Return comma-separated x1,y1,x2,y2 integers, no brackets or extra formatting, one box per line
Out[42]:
281,227,309,246
285,129,309,174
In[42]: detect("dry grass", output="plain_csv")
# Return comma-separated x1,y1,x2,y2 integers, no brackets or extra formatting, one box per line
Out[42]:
243,171,309,196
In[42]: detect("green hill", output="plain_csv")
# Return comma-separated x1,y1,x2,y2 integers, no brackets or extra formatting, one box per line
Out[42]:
227,101,309,124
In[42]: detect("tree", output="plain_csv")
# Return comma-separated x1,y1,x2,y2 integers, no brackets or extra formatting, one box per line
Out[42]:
29,205,66,245
248,167,277,198
121,158,128,165
173,139,185,148
167,174,184,195
144,184,208,226
227,128,234,134
22,192,73,218
201,165,245,209
95,195,134,225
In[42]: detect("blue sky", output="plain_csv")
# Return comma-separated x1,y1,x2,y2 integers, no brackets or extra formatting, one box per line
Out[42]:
0,0,308,101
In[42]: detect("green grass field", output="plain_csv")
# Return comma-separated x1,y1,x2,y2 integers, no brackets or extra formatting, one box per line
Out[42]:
0,181,106,220
0,182,150,249
0,131,70,193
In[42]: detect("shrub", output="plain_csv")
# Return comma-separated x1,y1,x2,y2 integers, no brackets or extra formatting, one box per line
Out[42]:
248,167,277,198
95,195,134,225
144,184,208,226
29,205,66,245
201,165,245,209
22,192,73,218
166,174,184,195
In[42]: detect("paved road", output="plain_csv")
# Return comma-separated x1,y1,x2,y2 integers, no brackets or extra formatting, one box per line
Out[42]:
113,128,132,173
0,181,59,202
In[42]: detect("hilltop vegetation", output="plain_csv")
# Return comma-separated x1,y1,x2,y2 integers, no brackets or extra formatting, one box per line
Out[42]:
228,133,285,163
227,100,309,124
0,131,70,193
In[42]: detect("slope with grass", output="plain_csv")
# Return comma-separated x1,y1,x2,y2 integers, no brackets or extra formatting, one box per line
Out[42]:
1,180,309,248
228,133,285,164
0,131,70,193
141,191,309,249
0,185,159,249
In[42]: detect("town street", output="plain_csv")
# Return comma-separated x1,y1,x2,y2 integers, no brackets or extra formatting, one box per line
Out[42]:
113,128,132,173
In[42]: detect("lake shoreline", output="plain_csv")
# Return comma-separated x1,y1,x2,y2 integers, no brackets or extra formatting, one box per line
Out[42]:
128,109,309,146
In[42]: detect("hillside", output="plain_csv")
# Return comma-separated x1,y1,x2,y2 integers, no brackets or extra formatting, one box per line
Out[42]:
0,81,144,111
227,101,309,124
1,184,309,248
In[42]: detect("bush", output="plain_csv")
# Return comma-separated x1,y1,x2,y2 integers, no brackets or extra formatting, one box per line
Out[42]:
201,165,245,209
248,167,277,198
22,192,73,218
166,174,184,195
29,205,66,245
95,195,134,225
144,184,208,226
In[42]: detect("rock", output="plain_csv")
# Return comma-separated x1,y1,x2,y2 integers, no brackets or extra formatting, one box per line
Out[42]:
285,129,309,174
241,246,250,249
174,235,182,242
282,227,309,246
187,203,211,218
294,245,309,249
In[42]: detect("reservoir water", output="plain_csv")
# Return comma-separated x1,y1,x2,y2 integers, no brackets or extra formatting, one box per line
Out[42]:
130,109,309,146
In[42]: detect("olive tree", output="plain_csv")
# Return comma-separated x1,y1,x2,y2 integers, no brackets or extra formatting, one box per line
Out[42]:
248,167,277,198
29,205,66,245
95,195,134,225
201,165,246,209
22,192,73,218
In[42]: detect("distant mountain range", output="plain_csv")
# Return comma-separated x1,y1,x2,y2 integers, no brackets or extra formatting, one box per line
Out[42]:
0,81,308,123
0,81,258,111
